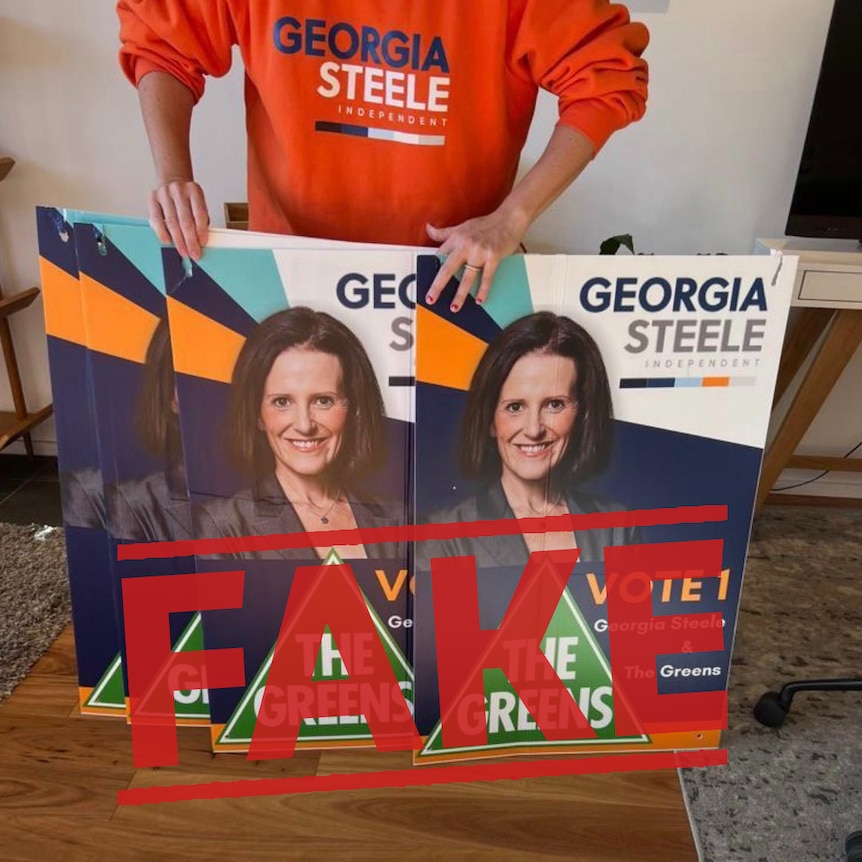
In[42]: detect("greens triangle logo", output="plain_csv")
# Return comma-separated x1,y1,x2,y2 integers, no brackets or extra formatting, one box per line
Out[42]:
83,653,125,713
215,549,413,751
416,588,649,761
83,613,210,721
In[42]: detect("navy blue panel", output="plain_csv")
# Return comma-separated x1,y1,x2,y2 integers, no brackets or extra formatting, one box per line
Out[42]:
416,255,502,344
89,351,164,484
620,378,649,389
36,207,79,277
64,527,118,686
48,338,101,471
164,250,258,337
363,417,412,505
414,382,476,517
175,372,243,499
73,223,165,318
647,378,676,389
583,420,761,558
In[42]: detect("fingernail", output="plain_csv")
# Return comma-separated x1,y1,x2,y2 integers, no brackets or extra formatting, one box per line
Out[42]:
427,294,436,305
451,303,460,312
476,298,484,306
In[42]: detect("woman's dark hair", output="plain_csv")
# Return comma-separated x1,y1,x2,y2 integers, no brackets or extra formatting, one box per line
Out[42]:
460,311,613,486
226,307,386,484
136,317,179,458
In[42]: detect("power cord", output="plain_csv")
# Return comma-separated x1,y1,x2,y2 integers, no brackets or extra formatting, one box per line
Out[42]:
773,437,862,493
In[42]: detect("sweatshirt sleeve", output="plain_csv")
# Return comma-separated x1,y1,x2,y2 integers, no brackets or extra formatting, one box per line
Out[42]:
116,0,237,102
508,0,649,153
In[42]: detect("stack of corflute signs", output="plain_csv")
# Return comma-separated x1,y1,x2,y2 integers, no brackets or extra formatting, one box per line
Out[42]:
36,206,795,764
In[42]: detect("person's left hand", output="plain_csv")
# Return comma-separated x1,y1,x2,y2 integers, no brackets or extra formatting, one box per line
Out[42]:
425,206,529,312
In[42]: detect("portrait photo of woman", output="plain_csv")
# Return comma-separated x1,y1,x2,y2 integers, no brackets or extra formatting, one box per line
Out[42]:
421,310,635,567
195,306,404,560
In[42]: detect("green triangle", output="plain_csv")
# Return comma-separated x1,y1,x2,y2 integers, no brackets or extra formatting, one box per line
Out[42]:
217,550,413,749
85,613,211,719
416,588,650,760
84,653,125,711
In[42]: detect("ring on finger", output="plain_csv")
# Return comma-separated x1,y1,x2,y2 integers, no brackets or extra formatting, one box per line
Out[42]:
463,263,483,273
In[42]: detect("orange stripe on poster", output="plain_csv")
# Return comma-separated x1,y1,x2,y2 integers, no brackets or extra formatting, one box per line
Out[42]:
411,729,723,765
39,257,86,346
702,377,730,388
416,307,488,391
79,274,160,363
167,297,246,383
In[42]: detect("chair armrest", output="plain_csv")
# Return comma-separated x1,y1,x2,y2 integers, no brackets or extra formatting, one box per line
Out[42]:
0,287,40,320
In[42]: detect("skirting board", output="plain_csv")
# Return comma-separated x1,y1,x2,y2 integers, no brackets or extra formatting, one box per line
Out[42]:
2,437,58,457
771,470,862,500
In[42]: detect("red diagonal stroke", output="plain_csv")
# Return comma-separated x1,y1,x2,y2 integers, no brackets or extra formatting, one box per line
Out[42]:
118,749,728,806
117,505,728,561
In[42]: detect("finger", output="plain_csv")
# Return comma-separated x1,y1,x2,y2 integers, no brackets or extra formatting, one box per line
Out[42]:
188,184,210,251
147,193,172,245
157,192,190,259
437,233,459,257
450,264,480,313
475,258,499,307
426,251,464,305
426,223,454,244
170,185,202,261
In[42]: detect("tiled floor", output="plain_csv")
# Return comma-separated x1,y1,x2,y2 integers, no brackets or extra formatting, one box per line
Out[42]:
0,454,63,527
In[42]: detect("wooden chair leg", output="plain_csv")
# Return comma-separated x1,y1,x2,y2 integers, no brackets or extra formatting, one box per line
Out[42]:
756,309,862,514
0,317,29,416
772,307,835,407
0,316,40,457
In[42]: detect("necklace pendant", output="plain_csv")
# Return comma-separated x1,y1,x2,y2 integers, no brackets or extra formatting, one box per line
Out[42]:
320,516,329,524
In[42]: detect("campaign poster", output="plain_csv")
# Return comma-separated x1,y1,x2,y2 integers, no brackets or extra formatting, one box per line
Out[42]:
42,209,416,729
412,252,796,763
36,207,131,716
70,219,210,725
165,245,416,752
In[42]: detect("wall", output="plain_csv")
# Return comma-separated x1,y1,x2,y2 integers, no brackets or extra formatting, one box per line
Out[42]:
1,0,858,497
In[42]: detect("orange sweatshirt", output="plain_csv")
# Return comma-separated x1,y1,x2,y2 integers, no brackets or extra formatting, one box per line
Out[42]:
118,1,648,246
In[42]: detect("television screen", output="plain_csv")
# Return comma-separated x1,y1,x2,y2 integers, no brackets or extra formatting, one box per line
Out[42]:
786,0,862,240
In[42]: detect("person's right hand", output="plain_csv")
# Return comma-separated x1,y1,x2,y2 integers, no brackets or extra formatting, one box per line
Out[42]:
148,179,210,261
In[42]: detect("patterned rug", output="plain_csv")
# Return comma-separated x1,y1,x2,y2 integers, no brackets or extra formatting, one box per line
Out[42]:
681,506,862,862
0,523,70,701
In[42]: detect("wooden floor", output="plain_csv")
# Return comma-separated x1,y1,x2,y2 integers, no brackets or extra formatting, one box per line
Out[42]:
0,626,700,861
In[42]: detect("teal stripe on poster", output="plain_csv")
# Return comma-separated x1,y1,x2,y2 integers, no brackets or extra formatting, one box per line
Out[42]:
481,256,533,329
63,210,149,229
198,248,287,321
104,223,167,295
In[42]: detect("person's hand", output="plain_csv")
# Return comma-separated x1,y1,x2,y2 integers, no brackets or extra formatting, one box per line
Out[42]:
148,179,210,261
425,206,529,312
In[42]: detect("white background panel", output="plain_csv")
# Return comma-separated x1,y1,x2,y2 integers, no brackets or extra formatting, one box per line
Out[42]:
546,255,795,448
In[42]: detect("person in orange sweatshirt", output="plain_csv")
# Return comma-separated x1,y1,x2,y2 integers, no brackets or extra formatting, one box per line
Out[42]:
117,1,648,311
